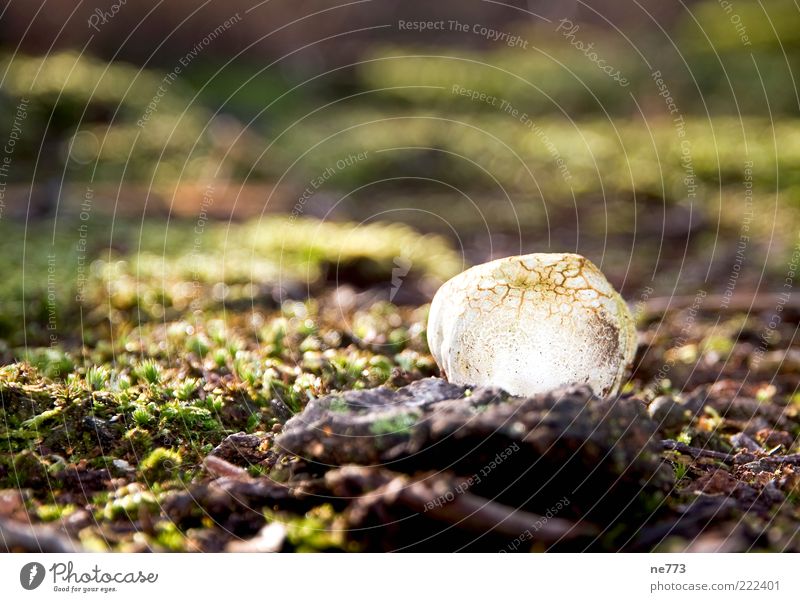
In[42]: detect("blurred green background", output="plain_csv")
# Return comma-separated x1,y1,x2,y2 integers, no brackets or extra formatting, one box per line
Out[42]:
1,0,799,347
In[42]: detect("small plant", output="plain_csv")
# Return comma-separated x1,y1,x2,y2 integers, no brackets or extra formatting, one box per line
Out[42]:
208,322,229,347
86,365,110,391
162,401,217,431
21,407,63,430
114,373,132,391
139,447,182,482
368,355,393,383
187,335,210,357
262,318,287,357
274,504,352,552
174,378,199,401
212,348,228,369
132,406,154,427
233,355,259,387
672,461,690,484
123,427,152,458
135,359,162,385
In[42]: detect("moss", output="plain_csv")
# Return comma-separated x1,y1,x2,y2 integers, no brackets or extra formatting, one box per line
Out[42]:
139,448,183,482
370,411,421,436
20,406,63,430
135,360,162,386
0,211,459,349
329,397,349,413
122,430,153,459
85,366,110,391
101,484,160,522
274,505,355,552
152,521,188,552
37,503,77,522
0,450,49,488
670,457,691,484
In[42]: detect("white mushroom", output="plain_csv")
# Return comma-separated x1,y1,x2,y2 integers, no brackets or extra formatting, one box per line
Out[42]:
427,253,637,397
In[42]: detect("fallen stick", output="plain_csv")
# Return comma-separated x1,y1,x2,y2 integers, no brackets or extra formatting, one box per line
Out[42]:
660,440,737,463
204,455,248,478
661,439,800,466
334,466,597,545
747,453,800,466
404,484,597,544
644,292,800,316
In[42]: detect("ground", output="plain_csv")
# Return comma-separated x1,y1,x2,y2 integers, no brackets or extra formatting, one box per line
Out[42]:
1,201,799,552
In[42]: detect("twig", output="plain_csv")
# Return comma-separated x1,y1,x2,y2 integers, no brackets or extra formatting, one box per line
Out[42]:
751,453,800,466
661,439,800,466
404,485,597,543
334,466,597,544
204,455,247,478
661,440,737,463
644,292,800,316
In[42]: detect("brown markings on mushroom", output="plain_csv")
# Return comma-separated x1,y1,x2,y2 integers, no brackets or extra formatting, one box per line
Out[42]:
586,310,622,369
464,255,616,326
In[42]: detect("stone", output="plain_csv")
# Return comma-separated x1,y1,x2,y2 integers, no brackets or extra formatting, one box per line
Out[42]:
276,377,671,521
648,395,689,433
209,432,270,467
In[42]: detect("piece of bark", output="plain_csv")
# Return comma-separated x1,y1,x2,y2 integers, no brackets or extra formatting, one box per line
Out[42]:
204,455,248,478
0,517,83,552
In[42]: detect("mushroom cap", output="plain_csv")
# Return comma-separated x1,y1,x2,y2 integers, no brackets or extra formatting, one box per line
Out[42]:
426,253,637,397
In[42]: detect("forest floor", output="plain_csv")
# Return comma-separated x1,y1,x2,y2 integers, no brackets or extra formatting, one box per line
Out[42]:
1,195,799,552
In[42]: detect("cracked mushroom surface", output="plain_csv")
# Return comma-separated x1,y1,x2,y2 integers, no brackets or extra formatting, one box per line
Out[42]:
426,253,637,397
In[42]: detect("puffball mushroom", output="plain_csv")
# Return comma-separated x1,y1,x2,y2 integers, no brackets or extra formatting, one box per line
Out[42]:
426,253,637,397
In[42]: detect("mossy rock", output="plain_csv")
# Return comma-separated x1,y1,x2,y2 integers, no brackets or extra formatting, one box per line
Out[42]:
277,378,673,522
